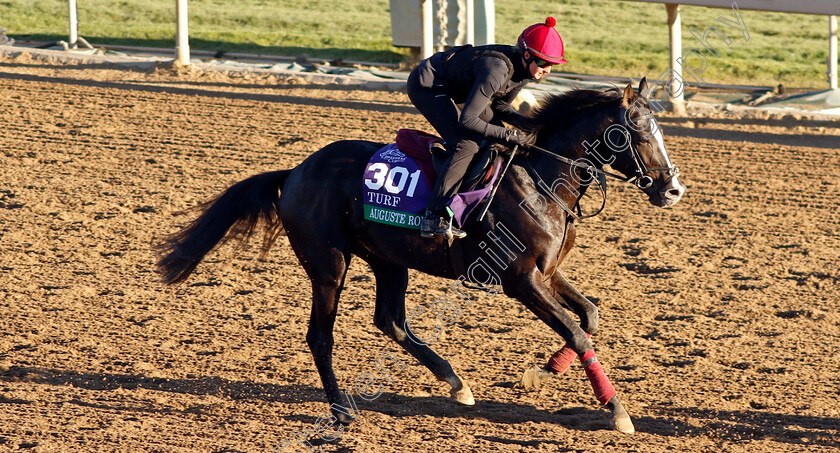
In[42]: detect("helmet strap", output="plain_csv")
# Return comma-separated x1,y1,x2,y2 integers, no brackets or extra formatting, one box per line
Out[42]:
522,49,534,65
521,50,540,79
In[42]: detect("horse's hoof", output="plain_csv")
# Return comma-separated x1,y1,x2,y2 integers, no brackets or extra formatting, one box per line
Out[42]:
330,407,356,426
450,385,475,406
519,366,555,390
584,307,599,335
445,375,475,405
606,396,634,433
612,415,635,434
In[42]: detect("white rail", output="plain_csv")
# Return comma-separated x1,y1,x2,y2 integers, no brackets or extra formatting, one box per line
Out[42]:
623,0,839,15
620,0,840,112
175,0,190,65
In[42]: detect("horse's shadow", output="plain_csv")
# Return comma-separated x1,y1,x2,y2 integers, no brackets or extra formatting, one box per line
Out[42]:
0,365,327,422
3,366,838,448
352,390,614,431
0,365,610,429
330,391,840,448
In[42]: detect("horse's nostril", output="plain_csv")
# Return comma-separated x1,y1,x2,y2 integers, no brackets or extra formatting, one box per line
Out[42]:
667,188,683,198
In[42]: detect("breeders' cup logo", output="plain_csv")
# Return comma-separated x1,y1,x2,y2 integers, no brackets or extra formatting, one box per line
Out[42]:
379,148,407,163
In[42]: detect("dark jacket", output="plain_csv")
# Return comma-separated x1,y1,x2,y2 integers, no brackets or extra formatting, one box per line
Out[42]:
414,45,532,142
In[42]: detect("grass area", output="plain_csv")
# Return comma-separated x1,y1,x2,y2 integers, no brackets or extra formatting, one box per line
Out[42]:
0,0,832,88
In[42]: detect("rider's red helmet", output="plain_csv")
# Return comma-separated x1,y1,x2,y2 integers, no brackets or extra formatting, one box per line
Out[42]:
518,17,566,64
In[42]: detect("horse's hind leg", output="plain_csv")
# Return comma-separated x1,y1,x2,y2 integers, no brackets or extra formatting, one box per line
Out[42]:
300,248,356,424
367,258,475,406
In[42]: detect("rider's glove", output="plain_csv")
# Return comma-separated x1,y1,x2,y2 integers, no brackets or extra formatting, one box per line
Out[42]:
504,129,536,148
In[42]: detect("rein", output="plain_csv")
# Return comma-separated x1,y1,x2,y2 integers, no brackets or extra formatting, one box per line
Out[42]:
526,114,680,191
478,105,682,222
520,157,583,221
527,144,634,185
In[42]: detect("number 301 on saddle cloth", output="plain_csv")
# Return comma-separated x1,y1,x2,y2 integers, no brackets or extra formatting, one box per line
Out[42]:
363,129,500,230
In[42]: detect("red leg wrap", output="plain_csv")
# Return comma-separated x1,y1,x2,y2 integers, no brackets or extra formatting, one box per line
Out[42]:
546,345,576,374
545,333,591,375
580,350,617,406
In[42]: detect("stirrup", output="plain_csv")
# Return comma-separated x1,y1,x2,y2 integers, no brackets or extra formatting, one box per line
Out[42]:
449,222,467,239
443,207,466,239
420,212,466,240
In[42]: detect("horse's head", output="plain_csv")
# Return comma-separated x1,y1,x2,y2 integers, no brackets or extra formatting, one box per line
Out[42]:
525,80,685,209
608,78,686,207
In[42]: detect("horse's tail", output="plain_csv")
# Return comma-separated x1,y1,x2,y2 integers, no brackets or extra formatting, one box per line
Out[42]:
156,170,292,285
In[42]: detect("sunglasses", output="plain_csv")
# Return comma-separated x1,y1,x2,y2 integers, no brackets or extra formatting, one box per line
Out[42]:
533,57,553,69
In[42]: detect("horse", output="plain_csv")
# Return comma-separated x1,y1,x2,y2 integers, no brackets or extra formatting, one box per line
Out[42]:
156,78,685,434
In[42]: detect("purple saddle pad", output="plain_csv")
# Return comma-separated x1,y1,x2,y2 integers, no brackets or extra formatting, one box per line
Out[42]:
363,144,430,229
363,143,501,230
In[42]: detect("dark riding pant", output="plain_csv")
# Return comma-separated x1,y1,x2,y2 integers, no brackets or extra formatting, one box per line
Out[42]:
407,69,497,214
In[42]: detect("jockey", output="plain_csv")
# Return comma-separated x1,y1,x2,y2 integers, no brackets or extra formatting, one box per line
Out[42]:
407,17,566,240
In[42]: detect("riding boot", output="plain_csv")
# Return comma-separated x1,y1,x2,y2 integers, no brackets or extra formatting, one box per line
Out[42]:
420,211,438,238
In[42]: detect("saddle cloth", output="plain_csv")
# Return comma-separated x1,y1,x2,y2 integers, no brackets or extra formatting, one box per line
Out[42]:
363,129,500,229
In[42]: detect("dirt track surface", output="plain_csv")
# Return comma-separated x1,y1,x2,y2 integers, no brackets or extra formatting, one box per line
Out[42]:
1,53,839,452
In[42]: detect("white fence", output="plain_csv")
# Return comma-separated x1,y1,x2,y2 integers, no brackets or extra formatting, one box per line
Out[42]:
616,1,839,112
625,0,839,15
56,0,839,103
392,0,837,112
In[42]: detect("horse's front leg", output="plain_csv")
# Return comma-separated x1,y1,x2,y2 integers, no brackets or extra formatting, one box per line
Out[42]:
538,271,600,378
510,269,634,434
521,271,599,388
548,270,599,335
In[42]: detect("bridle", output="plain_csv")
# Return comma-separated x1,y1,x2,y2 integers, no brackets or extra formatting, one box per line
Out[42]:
517,108,680,220
480,105,682,222
617,112,680,189
528,108,680,190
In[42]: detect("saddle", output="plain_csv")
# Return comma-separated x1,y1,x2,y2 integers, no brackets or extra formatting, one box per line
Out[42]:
394,128,499,193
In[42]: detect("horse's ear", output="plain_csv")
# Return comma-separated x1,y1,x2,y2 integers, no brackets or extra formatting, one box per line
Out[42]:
638,77,649,97
622,83,636,106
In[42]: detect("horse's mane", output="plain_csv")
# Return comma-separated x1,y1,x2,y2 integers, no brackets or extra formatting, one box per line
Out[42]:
490,87,626,158
527,87,623,132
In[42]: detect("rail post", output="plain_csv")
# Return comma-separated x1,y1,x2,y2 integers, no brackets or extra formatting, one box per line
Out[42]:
67,0,78,49
666,3,686,114
830,15,838,89
175,0,190,65
421,0,433,58
465,0,475,44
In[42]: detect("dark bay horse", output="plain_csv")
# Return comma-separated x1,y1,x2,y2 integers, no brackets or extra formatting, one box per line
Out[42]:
157,78,685,434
